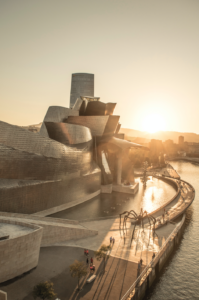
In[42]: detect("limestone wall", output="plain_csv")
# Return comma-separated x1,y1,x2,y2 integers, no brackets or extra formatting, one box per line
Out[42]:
0,291,7,300
39,222,98,246
0,219,42,283
0,215,98,247
0,212,79,225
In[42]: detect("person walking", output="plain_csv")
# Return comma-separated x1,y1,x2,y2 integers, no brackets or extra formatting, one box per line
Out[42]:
113,237,115,244
162,214,164,222
90,257,93,265
137,262,141,277
110,236,112,244
86,257,89,265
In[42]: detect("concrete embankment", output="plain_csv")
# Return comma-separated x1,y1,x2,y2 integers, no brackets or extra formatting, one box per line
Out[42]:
122,214,186,300
168,157,199,165
153,176,195,223
119,173,195,300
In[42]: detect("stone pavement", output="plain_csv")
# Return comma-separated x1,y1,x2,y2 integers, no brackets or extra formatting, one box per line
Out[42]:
55,217,176,265
0,246,140,300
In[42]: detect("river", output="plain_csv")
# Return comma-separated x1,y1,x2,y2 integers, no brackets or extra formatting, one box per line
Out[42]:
145,161,199,300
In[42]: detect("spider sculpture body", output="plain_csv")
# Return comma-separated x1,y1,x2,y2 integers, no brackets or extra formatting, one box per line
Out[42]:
119,208,156,245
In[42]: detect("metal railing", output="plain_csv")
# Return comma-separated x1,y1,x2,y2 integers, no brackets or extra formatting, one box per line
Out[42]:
120,214,185,300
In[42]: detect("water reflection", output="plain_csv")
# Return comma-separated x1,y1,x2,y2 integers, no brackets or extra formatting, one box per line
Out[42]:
50,177,176,221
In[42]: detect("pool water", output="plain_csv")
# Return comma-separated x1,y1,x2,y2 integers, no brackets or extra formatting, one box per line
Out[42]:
49,177,176,221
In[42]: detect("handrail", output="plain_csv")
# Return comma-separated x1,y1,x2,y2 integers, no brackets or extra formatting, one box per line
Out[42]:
120,214,185,300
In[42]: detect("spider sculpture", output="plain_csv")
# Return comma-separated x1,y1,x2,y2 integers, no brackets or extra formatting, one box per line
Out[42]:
119,208,156,245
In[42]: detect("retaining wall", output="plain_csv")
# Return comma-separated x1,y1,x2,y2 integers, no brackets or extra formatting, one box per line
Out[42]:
0,215,98,247
0,291,7,300
0,219,42,283
123,214,186,300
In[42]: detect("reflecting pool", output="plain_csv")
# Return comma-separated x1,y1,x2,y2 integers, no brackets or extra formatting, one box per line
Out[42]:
50,177,176,220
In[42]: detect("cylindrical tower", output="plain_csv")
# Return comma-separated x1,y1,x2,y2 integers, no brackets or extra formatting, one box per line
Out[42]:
70,73,94,108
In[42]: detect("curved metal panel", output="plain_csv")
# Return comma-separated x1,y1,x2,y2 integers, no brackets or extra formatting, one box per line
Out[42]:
67,116,109,136
0,121,64,158
45,122,92,145
40,106,79,137
103,116,120,136
84,101,116,116
72,98,83,110
0,141,94,180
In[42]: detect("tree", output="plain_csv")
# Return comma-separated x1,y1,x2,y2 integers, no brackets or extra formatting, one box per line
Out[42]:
94,244,111,273
69,260,88,290
33,281,56,300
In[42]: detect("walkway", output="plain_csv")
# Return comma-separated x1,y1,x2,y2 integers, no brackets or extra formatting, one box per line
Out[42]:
0,246,139,300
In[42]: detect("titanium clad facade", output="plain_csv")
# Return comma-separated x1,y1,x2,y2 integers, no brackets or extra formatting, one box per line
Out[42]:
0,171,101,214
45,122,92,145
0,120,101,214
70,73,94,108
40,106,79,137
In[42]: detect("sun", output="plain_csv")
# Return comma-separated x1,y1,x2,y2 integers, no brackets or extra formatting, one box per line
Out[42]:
142,113,166,133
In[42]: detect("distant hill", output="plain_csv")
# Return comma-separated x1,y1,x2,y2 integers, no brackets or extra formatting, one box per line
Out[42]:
120,128,199,143
21,123,199,143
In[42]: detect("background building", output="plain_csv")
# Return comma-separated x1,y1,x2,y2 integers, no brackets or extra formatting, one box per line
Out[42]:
70,73,94,108
178,135,184,145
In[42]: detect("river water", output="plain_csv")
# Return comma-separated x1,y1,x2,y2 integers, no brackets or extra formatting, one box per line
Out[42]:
145,161,199,300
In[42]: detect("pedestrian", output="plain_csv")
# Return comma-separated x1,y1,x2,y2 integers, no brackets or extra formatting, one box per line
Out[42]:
86,257,89,265
90,257,93,265
140,258,143,265
137,262,141,277
110,236,112,244
113,237,115,244
86,249,89,256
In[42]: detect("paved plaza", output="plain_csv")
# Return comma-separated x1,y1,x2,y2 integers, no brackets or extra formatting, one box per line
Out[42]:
0,246,140,300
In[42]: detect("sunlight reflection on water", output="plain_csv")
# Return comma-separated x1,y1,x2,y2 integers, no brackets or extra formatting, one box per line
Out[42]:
50,176,176,220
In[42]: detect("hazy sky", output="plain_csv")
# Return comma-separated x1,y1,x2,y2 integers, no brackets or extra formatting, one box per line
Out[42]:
0,0,199,133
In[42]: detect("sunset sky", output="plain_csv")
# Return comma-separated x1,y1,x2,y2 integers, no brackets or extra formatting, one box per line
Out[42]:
0,0,199,133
